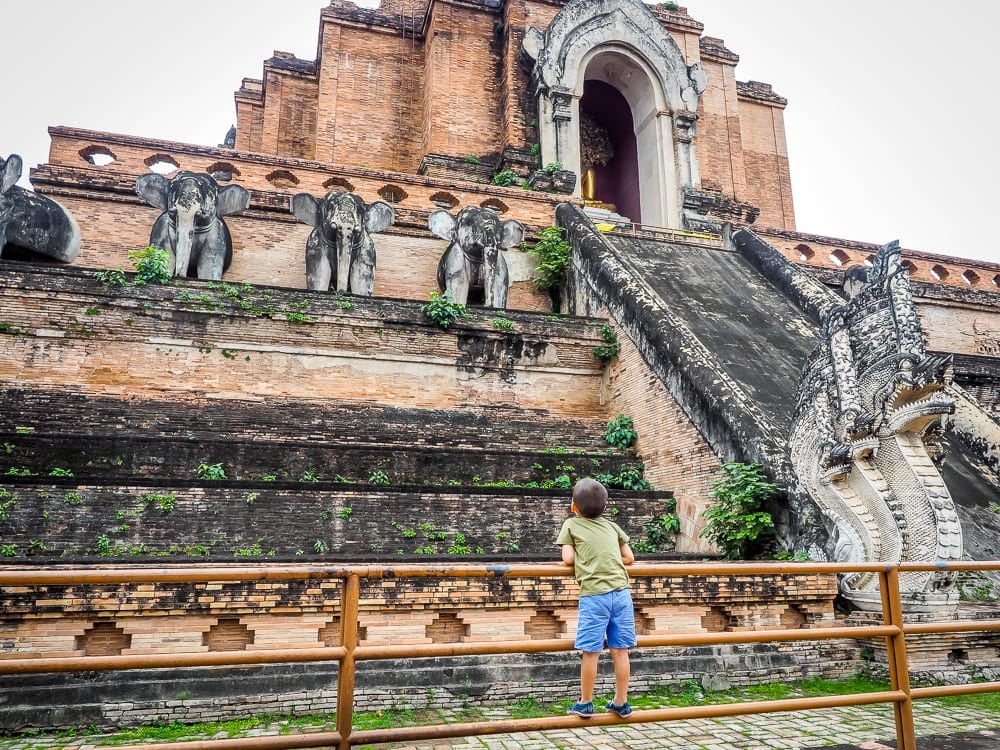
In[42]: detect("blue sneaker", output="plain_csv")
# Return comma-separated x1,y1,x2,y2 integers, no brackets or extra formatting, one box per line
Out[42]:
605,700,633,718
568,701,594,717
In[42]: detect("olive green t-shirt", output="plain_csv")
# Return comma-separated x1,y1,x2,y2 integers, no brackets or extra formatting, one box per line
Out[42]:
555,516,630,597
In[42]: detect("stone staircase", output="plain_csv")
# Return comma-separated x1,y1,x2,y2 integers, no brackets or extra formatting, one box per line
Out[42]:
0,261,672,562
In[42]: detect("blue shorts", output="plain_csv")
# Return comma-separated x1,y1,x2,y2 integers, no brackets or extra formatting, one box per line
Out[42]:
575,588,637,653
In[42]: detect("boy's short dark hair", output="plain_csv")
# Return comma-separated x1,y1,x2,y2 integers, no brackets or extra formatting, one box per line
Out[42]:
573,478,608,518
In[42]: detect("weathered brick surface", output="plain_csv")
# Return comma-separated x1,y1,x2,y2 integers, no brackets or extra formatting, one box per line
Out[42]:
0,264,596,411
756,226,1000,294
0,483,667,562
604,320,722,554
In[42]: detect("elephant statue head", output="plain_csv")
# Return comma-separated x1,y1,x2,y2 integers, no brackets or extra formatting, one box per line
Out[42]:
136,171,250,280
0,153,80,263
290,190,395,295
429,206,524,309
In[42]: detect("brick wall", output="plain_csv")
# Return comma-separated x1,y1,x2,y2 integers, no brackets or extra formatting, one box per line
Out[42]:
221,0,798,228
0,568,855,730
756,227,1000,295
737,97,794,229
0,265,600,412
604,321,722,553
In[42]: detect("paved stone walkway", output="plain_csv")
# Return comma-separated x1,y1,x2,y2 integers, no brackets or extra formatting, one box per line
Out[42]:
377,702,999,750
2,701,997,749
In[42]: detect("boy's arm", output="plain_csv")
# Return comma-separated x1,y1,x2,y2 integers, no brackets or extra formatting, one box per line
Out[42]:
620,542,635,566
561,544,576,566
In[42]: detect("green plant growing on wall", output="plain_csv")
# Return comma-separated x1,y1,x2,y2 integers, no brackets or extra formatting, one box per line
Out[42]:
94,268,128,288
48,467,74,477
196,462,227,481
491,317,515,330
490,169,520,187
338,507,353,520
448,533,473,555
127,246,172,285
147,493,176,512
369,470,390,485
592,324,621,361
699,462,778,560
527,226,570,298
633,501,680,553
232,539,265,557
463,155,482,165
313,540,328,554
604,414,638,450
595,462,651,491
299,469,320,483
95,535,113,556
421,291,466,329
1,544,18,557
0,488,18,520
543,161,563,175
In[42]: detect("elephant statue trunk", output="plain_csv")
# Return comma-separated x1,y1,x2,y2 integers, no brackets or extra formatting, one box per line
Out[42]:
173,201,200,278
0,153,81,263
291,190,395,295
136,171,250,281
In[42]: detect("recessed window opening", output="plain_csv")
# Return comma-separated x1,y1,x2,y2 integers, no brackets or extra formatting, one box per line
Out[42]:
144,154,180,175
930,264,948,281
480,198,508,214
829,249,850,267
79,145,117,166
323,176,354,192
205,162,240,180
430,191,459,209
266,169,299,189
795,244,814,261
378,184,407,203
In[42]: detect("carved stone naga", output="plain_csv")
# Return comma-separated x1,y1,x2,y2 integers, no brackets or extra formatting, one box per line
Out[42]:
0,154,80,263
789,240,963,612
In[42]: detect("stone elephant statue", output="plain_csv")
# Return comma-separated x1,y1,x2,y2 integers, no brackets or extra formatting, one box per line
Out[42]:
429,206,524,309
290,190,395,295
136,171,250,280
0,153,80,263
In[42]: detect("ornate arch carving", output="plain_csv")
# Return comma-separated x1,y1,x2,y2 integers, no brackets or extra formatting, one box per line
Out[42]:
522,0,708,228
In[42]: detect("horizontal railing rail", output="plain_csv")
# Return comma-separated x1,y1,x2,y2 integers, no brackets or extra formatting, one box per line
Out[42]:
2,560,999,750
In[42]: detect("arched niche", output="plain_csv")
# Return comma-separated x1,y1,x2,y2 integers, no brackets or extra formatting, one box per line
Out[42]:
523,0,707,228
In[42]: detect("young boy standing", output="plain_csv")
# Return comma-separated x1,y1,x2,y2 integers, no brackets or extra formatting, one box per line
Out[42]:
556,477,637,718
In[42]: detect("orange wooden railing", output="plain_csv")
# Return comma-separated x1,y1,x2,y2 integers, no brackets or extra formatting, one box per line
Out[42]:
2,561,999,750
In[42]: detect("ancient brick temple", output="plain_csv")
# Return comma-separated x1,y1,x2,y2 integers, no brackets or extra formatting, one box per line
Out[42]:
2,0,999,731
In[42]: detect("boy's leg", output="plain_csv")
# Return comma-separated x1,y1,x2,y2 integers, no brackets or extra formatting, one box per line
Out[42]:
580,651,600,703
609,647,630,705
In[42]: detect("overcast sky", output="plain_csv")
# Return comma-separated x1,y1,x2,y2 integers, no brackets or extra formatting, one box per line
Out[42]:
1,1,996,265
